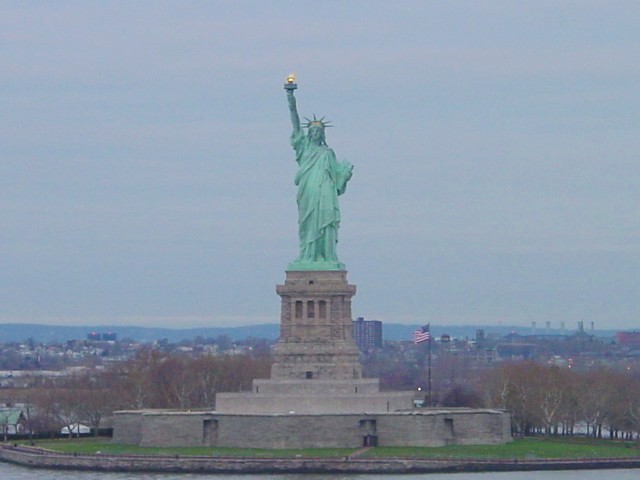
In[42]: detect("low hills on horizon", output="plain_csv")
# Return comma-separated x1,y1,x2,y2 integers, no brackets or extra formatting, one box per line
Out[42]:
0,322,619,344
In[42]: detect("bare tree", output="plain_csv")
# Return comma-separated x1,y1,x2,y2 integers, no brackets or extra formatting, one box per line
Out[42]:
577,369,619,438
109,349,272,410
72,370,120,436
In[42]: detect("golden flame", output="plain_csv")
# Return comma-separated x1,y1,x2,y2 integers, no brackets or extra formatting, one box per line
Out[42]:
287,73,296,84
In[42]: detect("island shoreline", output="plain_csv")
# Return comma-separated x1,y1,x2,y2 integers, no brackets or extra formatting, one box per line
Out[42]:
3,445,640,474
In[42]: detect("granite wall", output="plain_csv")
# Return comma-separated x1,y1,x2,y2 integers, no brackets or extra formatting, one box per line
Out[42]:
112,408,512,449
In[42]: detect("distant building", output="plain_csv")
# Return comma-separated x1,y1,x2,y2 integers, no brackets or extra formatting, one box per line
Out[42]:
616,331,640,348
496,342,537,360
352,317,382,351
0,407,28,436
87,332,117,341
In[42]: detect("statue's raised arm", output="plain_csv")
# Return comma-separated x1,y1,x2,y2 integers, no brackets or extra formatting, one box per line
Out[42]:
284,74,300,135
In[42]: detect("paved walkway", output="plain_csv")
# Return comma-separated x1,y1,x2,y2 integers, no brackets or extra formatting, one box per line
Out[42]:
347,447,372,459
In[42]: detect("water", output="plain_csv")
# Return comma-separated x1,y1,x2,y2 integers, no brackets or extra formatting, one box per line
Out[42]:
1,462,639,480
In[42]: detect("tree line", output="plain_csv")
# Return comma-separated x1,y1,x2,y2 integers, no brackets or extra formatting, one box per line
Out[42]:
1,347,271,437
480,361,640,439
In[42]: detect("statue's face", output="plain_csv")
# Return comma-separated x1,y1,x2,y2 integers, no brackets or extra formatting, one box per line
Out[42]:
308,126,325,143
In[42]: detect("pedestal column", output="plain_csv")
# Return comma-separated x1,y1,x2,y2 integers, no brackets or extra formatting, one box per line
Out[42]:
271,270,362,380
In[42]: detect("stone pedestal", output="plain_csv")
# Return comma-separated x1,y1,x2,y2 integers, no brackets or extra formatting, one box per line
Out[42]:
271,270,361,381
114,272,512,446
215,270,415,414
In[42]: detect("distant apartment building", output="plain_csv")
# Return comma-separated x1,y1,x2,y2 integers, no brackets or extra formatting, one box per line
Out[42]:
352,317,382,351
87,332,117,341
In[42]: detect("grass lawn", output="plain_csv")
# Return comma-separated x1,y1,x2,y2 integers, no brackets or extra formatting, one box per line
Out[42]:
23,438,355,458
22,437,640,460
362,438,640,459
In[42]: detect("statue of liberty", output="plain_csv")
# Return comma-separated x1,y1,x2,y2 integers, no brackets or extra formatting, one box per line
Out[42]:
285,75,353,270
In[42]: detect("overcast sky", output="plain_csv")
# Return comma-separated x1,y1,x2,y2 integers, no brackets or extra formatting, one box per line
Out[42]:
1,1,638,330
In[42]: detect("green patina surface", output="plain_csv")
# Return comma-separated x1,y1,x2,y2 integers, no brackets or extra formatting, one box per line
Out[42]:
286,80,353,271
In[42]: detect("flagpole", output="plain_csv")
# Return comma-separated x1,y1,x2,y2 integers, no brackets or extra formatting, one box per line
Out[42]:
427,324,432,407
413,324,432,407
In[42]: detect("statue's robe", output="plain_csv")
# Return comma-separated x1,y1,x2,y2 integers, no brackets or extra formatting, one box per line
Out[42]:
291,130,352,265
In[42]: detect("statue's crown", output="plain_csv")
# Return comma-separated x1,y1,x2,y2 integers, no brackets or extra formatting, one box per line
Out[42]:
303,114,333,129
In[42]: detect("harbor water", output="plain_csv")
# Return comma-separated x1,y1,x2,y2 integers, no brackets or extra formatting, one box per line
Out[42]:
1,462,639,480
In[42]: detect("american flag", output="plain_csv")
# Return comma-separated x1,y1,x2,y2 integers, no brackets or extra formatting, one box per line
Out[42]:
413,324,430,344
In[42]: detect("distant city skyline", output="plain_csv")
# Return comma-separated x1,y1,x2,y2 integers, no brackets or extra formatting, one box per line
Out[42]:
1,2,638,329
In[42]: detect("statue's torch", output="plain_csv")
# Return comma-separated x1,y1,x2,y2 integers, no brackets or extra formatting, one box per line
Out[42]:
284,73,297,91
